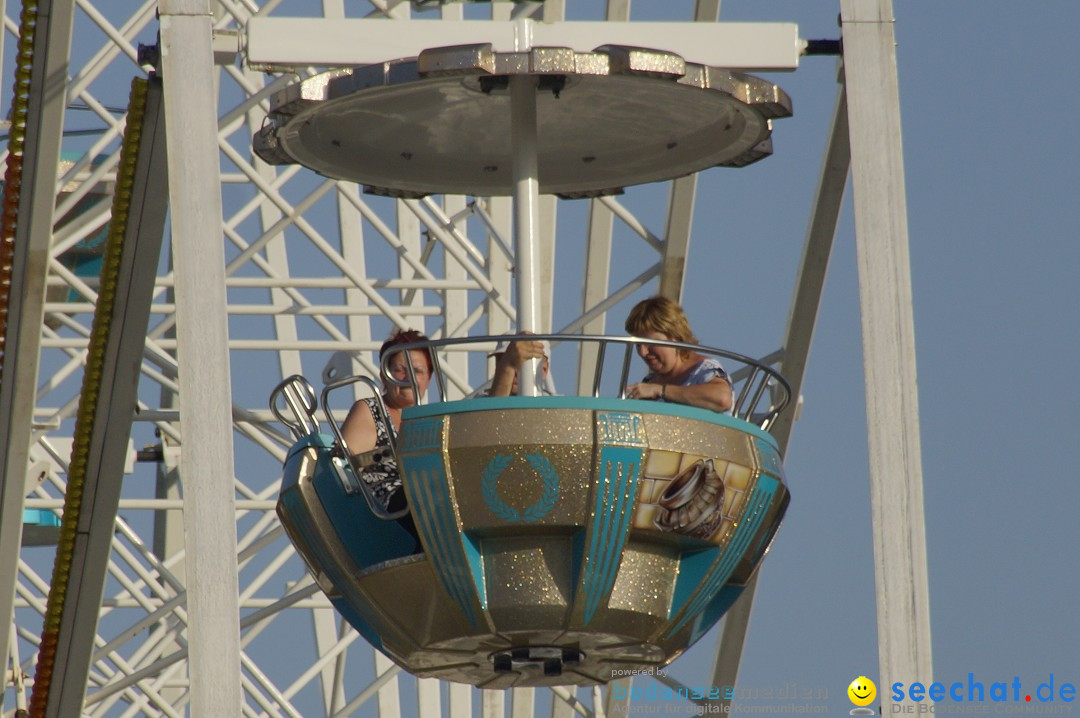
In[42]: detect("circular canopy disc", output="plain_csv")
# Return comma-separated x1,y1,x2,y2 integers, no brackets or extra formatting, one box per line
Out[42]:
260,48,792,197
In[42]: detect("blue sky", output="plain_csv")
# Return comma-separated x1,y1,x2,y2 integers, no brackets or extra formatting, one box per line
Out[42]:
652,1,1080,713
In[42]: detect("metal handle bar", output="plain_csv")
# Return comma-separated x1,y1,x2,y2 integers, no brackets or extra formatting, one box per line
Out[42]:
319,375,408,521
269,375,319,442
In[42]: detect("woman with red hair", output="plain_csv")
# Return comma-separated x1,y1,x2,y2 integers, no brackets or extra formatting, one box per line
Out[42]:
341,328,432,512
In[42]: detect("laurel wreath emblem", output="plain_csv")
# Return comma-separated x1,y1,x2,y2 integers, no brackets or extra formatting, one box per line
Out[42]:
481,452,560,522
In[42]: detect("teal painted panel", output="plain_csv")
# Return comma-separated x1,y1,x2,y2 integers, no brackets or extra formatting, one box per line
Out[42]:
330,596,383,651
582,445,642,624
311,452,416,567
406,453,481,628
669,547,720,620
398,417,442,452
691,584,744,644
664,475,779,639
462,532,487,610
754,436,785,479
22,509,61,527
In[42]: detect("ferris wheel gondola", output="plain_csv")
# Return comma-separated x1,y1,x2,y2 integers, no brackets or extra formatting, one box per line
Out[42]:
271,335,790,687
256,25,797,690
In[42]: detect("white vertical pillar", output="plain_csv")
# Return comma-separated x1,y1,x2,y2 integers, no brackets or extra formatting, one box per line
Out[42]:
375,650,402,718
483,688,506,717
511,687,535,718
510,74,541,396
841,0,933,705
659,175,696,302
443,195,470,398
159,1,242,714
245,64,302,380
449,682,473,718
0,0,76,670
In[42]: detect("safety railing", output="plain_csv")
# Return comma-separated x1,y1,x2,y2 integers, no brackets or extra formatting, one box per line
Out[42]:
379,334,791,431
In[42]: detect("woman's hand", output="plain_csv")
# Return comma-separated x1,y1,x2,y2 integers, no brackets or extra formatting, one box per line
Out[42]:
626,382,664,401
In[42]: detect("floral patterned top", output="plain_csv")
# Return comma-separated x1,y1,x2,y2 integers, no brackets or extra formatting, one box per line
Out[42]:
643,357,730,389
357,397,400,510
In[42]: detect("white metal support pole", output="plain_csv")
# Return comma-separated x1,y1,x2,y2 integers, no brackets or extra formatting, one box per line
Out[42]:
159,1,242,714
0,0,76,679
575,0,629,398
536,0,564,340
511,72,541,396
840,0,933,705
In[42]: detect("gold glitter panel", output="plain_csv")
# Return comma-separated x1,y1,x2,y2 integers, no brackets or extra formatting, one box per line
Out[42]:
607,543,679,619
447,408,593,449
483,535,575,628
641,413,755,467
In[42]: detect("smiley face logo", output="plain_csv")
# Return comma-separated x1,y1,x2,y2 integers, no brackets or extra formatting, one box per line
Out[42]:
848,676,877,707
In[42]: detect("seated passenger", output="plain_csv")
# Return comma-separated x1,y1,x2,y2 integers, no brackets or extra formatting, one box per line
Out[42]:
624,296,733,413
488,332,556,397
341,329,432,517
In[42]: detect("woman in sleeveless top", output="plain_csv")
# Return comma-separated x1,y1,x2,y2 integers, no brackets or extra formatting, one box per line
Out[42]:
341,329,433,513
623,296,733,413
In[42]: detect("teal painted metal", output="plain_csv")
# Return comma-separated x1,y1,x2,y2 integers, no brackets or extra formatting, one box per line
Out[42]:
583,445,642,624
480,452,561,522
669,546,720,620
406,455,481,628
664,475,780,639
22,508,61,527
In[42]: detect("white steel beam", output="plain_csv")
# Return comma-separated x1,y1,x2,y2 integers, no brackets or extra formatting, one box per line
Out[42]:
417,677,441,718
340,183,376,388
550,685,577,718
245,18,802,71
575,0,628,397
450,682,473,718
45,76,171,718
772,83,849,449
375,650,403,718
485,196,514,341
442,195,470,398
159,2,242,715
840,1,933,710
0,0,77,679
660,0,717,305
484,689,506,718
576,200,614,396
658,175,696,301
512,687,536,718
243,63,302,380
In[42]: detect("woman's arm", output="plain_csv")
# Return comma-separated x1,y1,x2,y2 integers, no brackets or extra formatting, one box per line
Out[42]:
627,377,733,413
664,377,732,413
340,399,377,455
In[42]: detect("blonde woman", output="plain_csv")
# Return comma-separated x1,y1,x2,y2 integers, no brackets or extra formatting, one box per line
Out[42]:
624,296,733,413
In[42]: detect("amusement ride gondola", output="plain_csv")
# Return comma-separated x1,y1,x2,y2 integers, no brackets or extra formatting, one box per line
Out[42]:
259,31,796,688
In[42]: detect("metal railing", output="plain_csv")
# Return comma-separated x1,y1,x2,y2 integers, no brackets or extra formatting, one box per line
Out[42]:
379,334,791,431
270,373,407,520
